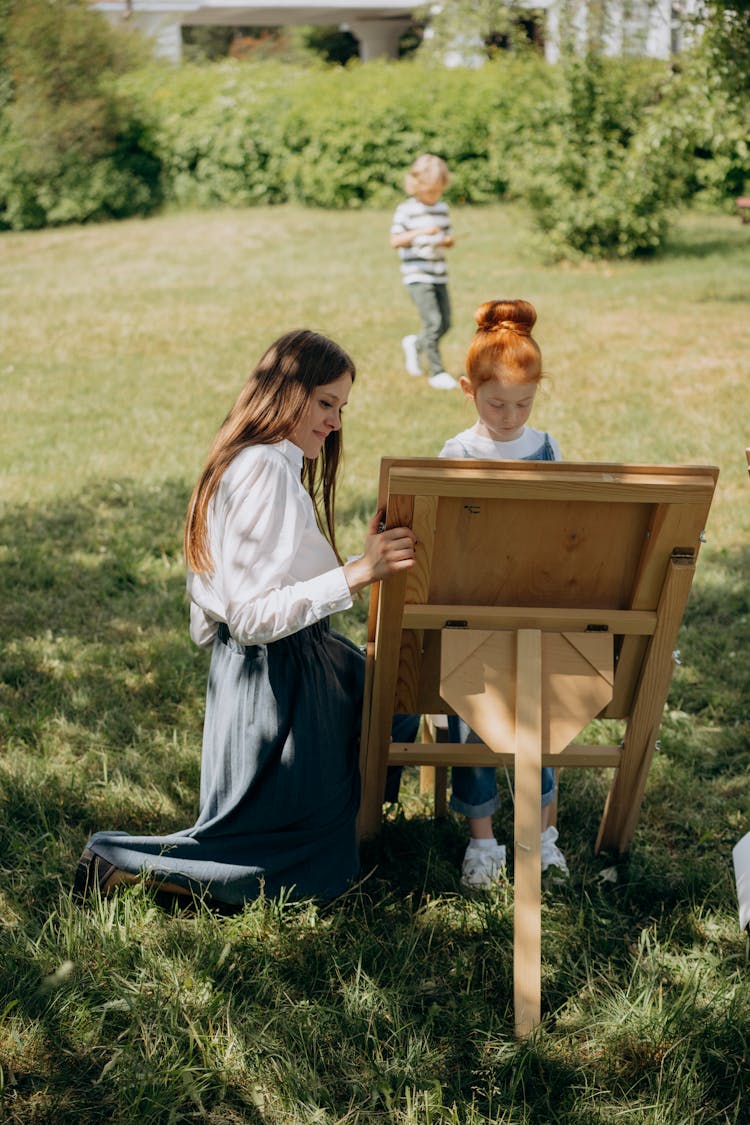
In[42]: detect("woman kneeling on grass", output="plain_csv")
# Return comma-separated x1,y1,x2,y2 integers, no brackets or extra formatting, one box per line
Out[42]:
74,329,418,910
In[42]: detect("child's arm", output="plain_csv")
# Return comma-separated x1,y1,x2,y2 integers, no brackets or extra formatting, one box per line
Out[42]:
442,207,454,248
390,227,443,249
390,229,415,249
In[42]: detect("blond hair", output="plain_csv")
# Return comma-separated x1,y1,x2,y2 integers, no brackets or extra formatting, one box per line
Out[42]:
405,153,451,196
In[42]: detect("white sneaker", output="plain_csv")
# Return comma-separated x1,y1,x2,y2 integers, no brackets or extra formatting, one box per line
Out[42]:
460,842,507,888
541,826,569,877
428,372,459,390
401,334,422,376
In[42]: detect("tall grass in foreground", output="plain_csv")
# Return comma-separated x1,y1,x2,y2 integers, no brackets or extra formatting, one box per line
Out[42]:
0,205,749,1122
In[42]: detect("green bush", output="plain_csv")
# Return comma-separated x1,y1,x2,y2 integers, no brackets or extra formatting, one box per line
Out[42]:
507,52,750,257
0,0,161,229
650,55,750,208
2,18,748,259
279,64,434,208
0,0,12,111
277,58,554,207
118,61,292,209
522,154,674,260
506,56,684,259
117,57,552,212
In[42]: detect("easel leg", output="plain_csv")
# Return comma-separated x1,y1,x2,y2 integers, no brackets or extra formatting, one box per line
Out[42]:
596,559,695,855
514,630,543,1038
357,573,409,841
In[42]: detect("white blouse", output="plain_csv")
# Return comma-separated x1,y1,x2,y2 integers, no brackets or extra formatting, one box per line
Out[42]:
187,440,353,648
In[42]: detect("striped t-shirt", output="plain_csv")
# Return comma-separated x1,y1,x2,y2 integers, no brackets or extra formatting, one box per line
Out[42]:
391,197,451,285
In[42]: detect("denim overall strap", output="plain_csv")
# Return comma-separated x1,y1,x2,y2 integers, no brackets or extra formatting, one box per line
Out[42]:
522,433,556,462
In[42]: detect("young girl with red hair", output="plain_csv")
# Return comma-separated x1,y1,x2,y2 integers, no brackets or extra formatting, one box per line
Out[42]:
440,299,569,888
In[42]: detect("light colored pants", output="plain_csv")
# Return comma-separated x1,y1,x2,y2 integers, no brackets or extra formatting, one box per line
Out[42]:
407,281,451,375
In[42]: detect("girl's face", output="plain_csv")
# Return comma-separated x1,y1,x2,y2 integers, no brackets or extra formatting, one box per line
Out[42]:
289,372,352,459
461,372,537,442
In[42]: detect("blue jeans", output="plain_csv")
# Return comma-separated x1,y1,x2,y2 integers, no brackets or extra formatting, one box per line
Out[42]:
448,715,557,818
384,714,557,814
384,713,421,802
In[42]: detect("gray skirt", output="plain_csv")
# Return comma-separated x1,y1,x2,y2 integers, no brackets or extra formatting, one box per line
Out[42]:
86,619,364,905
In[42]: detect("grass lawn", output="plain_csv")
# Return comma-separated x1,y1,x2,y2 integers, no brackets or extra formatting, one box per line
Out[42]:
0,203,749,1122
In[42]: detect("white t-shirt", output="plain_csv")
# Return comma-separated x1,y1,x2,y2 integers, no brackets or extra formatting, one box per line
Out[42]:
187,440,353,648
439,423,561,462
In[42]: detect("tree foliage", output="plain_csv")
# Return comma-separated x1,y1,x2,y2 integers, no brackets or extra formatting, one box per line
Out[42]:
0,0,13,109
504,55,682,258
417,0,540,58
1,2,748,256
696,0,750,102
0,0,160,229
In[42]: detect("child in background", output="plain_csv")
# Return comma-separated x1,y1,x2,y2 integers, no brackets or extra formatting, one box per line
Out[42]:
390,154,458,391
440,298,569,888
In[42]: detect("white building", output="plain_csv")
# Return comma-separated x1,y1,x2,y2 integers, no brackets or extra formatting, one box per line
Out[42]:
89,0,683,64
90,1,415,62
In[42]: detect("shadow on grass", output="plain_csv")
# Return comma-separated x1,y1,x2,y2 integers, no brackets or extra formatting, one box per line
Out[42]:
672,544,750,731
0,476,192,644
1,483,746,899
0,480,206,908
661,216,750,263
0,484,748,1122
1,483,747,820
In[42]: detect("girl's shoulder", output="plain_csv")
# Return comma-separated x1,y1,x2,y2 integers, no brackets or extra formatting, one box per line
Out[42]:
527,427,561,454
221,442,300,499
521,426,548,446
516,427,562,461
439,429,476,459
225,440,285,474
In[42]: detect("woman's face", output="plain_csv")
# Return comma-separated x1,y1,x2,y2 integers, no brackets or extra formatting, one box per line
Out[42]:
289,372,352,459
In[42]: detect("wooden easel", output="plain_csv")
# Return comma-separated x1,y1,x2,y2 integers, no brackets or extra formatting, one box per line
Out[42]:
358,458,718,1038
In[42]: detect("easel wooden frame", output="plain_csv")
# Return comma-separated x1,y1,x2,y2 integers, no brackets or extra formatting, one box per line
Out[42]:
358,458,718,1038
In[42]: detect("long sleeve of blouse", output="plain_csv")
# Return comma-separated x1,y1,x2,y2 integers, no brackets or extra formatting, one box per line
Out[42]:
186,441,353,648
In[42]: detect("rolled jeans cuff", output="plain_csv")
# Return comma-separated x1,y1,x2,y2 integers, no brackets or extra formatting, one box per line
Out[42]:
449,792,503,819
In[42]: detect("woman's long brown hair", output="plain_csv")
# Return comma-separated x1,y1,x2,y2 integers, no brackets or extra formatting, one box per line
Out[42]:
184,329,355,574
